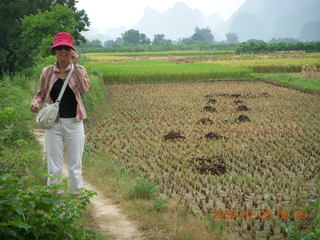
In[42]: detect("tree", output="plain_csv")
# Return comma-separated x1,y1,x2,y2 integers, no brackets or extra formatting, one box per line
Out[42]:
226,33,239,43
236,39,268,54
122,29,140,45
152,34,172,46
191,27,214,44
121,29,150,45
21,5,82,58
81,39,103,48
269,38,299,43
115,37,124,47
0,0,89,77
104,40,115,48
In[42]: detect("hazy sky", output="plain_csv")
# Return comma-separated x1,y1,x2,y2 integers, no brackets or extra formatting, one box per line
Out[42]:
76,0,247,31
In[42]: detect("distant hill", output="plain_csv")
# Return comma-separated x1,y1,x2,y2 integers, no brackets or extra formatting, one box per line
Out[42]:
86,0,320,43
227,0,320,41
133,2,223,41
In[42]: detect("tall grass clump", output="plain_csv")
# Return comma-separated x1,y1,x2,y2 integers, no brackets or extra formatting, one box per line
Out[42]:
127,178,159,199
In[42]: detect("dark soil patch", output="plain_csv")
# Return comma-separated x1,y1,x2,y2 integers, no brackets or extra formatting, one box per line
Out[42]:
189,156,226,175
163,131,186,140
237,105,250,111
205,93,241,98
236,115,251,122
197,118,214,125
234,100,244,104
204,106,216,112
198,163,226,175
204,132,225,140
230,93,241,98
207,99,217,104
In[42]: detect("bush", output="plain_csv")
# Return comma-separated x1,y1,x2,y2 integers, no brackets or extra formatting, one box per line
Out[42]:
150,197,168,212
0,174,101,240
0,87,34,143
277,199,320,240
128,178,159,199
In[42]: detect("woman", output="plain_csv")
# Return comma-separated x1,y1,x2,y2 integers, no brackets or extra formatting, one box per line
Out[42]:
30,32,90,193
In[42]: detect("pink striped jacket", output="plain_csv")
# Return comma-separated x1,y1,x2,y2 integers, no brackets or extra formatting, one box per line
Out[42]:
31,62,90,121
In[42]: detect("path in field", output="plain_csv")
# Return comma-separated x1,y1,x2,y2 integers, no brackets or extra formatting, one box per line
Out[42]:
34,128,144,240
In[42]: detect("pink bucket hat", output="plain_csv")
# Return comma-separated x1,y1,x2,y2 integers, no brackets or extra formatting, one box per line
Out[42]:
51,32,75,50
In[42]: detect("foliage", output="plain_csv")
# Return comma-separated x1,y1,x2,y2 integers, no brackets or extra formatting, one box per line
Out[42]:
128,178,159,199
78,42,239,53
190,27,214,44
150,198,168,212
152,34,172,46
0,87,33,143
236,40,320,54
0,0,89,77
122,29,151,46
80,39,103,48
0,174,101,240
276,199,320,240
226,32,239,43
21,4,82,60
269,38,299,44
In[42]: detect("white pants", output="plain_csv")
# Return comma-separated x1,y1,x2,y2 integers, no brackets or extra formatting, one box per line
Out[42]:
45,118,85,190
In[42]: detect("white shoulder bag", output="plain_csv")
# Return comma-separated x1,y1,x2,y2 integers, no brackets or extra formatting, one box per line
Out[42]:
36,64,74,129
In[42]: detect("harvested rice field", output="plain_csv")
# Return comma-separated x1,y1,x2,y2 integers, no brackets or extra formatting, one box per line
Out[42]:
86,80,319,239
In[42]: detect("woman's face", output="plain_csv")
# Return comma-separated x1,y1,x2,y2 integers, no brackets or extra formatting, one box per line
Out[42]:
54,45,72,61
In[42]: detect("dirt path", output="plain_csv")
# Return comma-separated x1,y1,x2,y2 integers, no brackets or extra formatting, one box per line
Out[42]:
34,129,144,240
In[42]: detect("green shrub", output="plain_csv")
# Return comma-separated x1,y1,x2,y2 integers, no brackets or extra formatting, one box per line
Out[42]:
0,86,34,143
128,178,159,199
277,199,320,240
150,197,168,212
0,174,101,240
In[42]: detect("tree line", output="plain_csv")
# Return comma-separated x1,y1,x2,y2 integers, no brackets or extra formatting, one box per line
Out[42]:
78,28,320,54
79,28,239,52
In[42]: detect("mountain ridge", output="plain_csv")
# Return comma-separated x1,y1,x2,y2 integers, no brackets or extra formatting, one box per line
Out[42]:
84,0,320,42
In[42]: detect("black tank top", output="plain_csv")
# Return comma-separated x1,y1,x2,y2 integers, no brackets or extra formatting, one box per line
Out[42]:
50,78,77,118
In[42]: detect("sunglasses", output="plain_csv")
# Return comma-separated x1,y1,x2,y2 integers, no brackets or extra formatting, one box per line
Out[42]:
54,45,71,51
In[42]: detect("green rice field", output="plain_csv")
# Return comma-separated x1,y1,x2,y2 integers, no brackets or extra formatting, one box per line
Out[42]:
87,60,252,84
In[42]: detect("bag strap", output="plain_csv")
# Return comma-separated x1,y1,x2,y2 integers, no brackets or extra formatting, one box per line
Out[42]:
56,64,74,103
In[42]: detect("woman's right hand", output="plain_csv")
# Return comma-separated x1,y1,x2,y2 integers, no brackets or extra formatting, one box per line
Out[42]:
30,103,40,113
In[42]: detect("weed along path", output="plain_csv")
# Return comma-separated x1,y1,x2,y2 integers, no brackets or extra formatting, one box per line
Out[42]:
34,128,144,240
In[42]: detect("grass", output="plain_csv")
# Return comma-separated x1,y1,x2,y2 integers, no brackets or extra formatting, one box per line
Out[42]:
82,153,238,240
86,60,252,84
253,73,320,92
210,57,320,73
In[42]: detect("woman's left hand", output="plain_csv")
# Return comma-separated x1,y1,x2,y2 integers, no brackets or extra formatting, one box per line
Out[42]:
70,49,79,64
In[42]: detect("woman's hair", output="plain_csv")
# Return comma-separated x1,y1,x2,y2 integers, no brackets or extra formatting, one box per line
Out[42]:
50,48,56,55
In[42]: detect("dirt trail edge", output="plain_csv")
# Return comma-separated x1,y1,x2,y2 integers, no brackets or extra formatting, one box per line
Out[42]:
34,129,144,240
